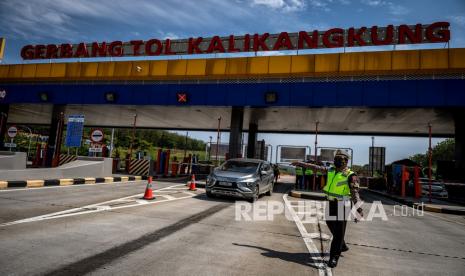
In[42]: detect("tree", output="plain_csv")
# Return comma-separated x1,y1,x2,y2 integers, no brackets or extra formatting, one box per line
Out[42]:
410,153,427,167
409,138,455,167
432,138,455,163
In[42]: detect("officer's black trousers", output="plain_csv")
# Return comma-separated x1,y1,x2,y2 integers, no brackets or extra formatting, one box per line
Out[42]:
326,199,348,258
295,175,302,189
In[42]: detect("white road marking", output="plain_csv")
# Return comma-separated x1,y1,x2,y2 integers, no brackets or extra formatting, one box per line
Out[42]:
0,184,201,227
304,232,331,241
183,191,197,196
283,194,332,276
160,194,176,200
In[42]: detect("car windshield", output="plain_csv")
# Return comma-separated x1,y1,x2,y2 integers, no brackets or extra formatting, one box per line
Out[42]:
220,161,259,174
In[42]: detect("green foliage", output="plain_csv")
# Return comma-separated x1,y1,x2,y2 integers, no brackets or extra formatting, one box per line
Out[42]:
6,125,206,161
351,164,363,174
409,138,455,167
409,153,428,167
432,138,455,162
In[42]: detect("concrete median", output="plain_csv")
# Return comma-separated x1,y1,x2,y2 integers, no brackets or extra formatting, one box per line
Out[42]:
0,176,148,190
288,190,326,201
367,189,465,215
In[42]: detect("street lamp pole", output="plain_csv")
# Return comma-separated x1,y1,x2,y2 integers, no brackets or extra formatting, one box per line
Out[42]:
208,136,212,161
215,117,221,164
428,123,433,203
371,136,375,177
128,114,137,173
313,121,319,191
184,131,188,158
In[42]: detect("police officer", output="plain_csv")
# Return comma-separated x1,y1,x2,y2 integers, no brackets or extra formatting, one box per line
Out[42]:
295,165,303,190
304,164,314,190
293,150,363,268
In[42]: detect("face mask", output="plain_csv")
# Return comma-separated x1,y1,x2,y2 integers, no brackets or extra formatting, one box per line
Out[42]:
334,157,346,168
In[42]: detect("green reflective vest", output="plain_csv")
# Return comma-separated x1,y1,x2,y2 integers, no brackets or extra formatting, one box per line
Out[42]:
304,168,313,176
323,167,355,199
295,167,303,176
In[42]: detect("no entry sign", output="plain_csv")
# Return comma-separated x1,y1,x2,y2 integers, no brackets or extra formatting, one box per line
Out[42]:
7,126,17,138
90,129,104,143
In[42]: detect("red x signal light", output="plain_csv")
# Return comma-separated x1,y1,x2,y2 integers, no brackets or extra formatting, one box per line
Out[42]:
177,93,188,103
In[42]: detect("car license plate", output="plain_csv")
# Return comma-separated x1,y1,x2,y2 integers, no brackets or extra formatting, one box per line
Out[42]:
219,181,232,187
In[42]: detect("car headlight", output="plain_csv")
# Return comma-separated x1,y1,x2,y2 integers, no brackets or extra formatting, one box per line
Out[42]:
237,180,256,191
206,176,216,187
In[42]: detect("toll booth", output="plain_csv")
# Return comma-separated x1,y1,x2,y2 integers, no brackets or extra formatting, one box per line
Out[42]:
386,159,422,198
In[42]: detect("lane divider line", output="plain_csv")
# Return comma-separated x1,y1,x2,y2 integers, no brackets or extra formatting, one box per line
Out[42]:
0,184,202,227
283,194,332,276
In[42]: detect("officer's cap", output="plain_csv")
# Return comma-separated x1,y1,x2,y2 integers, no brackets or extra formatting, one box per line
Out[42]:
334,149,350,159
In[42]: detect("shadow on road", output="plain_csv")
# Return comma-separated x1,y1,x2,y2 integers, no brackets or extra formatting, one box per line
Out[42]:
232,243,328,269
360,189,397,206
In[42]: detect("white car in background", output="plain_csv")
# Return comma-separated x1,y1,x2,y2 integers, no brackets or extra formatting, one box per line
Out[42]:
419,178,448,198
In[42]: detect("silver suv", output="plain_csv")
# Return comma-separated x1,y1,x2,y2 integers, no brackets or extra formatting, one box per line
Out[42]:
206,158,275,202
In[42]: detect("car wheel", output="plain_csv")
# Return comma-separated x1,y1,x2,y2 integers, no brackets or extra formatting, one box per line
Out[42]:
266,182,273,196
248,185,259,203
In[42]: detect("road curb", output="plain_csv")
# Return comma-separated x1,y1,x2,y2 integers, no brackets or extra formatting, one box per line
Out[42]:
367,189,465,215
366,189,415,206
413,202,465,215
288,190,326,201
0,175,148,190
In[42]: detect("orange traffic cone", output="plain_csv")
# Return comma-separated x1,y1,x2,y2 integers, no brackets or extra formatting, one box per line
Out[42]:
186,174,195,186
142,176,155,200
189,174,197,191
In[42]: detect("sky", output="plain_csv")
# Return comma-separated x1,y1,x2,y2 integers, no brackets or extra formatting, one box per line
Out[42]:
0,0,463,164
174,131,445,165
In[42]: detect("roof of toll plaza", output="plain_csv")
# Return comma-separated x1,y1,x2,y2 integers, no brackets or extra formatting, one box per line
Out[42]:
0,48,465,137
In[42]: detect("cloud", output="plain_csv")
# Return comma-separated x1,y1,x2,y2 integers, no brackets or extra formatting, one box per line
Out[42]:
388,4,409,16
251,0,305,12
447,15,465,27
157,31,181,40
360,0,409,16
0,0,255,42
251,0,348,12
360,0,388,6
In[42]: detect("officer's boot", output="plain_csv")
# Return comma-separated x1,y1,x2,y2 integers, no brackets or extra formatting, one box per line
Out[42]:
327,256,339,268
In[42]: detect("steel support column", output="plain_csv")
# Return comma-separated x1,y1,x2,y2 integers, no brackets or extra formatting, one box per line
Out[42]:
0,104,9,151
247,123,258,158
228,107,244,159
45,104,66,167
453,109,465,181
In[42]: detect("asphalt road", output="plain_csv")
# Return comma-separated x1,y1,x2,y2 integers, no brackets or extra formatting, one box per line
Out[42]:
0,179,464,276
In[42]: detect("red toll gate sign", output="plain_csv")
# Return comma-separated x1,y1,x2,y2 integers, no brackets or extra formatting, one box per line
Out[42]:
20,22,450,60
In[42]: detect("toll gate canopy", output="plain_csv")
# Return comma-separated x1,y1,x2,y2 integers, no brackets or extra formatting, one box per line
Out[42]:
1,48,465,137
